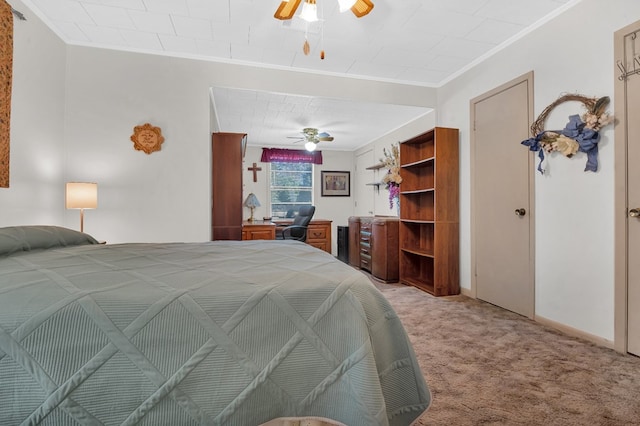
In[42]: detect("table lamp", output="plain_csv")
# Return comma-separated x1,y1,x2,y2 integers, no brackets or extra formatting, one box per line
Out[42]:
66,182,97,232
244,193,260,222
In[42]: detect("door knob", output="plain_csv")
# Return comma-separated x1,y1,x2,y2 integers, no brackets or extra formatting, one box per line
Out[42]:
630,208,640,217
515,208,526,217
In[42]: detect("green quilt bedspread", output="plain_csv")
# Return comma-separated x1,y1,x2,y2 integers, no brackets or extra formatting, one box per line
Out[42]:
0,235,430,425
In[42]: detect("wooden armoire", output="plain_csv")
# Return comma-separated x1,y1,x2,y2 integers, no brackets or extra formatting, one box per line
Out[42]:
211,132,246,240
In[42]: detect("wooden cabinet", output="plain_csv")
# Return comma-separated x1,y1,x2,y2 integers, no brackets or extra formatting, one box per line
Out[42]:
242,221,276,240
348,216,399,282
348,216,361,268
306,220,332,253
273,219,332,254
371,217,399,282
211,132,247,240
399,127,459,296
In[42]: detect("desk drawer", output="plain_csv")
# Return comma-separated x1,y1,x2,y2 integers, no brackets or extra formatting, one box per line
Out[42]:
307,227,327,241
274,220,332,254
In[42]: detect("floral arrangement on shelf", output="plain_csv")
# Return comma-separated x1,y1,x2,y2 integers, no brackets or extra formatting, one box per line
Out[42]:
521,94,614,174
380,143,402,209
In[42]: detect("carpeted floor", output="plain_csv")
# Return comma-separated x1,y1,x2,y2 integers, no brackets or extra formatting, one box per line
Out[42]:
373,281,640,426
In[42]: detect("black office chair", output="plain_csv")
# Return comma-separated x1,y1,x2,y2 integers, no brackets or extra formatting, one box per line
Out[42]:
276,206,316,242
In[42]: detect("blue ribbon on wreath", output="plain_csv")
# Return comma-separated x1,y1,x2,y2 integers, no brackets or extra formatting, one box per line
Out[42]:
521,114,600,174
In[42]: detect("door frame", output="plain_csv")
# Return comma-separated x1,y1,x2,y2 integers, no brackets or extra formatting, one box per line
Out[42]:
469,71,536,317
613,20,640,354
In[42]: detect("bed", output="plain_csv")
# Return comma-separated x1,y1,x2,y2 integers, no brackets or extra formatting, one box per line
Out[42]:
0,226,430,426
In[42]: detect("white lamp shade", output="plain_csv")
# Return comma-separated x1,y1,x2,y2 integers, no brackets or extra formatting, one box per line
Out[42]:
305,141,317,152
66,182,98,209
338,0,357,12
300,0,318,22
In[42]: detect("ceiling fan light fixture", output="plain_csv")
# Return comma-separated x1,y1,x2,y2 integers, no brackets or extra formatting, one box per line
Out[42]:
350,0,374,18
274,0,302,20
338,0,357,12
305,141,317,151
300,0,318,22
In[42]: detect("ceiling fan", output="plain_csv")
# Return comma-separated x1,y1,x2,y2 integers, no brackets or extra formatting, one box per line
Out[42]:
274,0,374,59
288,127,334,151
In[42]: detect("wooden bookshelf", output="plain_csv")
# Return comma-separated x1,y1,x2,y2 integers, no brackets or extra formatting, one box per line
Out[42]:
399,127,459,296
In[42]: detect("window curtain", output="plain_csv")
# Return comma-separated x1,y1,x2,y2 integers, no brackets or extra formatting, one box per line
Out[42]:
261,148,323,164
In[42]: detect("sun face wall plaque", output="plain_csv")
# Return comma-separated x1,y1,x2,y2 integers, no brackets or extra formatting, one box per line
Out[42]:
130,123,164,154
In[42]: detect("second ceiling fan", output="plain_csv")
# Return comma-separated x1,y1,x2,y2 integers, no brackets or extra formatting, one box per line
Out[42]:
289,127,334,151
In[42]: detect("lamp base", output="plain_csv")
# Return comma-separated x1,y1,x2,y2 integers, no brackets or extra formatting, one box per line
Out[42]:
248,207,256,222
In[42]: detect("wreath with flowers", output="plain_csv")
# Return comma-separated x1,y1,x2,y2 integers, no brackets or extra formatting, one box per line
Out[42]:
521,94,614,174
380,143,402,209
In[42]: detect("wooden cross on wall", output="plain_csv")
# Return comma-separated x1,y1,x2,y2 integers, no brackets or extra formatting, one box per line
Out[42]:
247,162,262,182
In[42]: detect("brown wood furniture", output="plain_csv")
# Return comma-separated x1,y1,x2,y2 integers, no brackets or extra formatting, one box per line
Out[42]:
242,221,276,240
211,132,246,240
348,216,361,269
273,219,332,253
348,216,399,283
399,127,459,296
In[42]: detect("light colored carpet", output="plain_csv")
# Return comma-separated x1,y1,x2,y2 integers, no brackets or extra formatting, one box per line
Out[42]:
375,281,640,426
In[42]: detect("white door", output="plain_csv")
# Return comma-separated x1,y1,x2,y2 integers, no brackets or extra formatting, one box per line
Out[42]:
471,73,535,318
616,22,640,356
355,150,375,216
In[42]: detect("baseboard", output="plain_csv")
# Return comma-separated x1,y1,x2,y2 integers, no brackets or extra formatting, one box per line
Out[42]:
458,288,615,350
534,315,615,350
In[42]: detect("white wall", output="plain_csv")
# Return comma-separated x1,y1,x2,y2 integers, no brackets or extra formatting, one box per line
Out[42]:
436,0,640,341
0,1,67,226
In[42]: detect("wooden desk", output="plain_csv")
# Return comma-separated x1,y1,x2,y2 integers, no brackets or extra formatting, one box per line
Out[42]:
273,219,332,254
242,221,275,240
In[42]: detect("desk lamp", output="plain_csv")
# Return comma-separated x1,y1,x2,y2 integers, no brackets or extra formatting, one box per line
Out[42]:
244,193,260,222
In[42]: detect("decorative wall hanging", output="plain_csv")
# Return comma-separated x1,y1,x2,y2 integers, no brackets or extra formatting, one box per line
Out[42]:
521,94,614,174
321,170,350,196
380,143,402,210
130,123,164,154
0,1,13,188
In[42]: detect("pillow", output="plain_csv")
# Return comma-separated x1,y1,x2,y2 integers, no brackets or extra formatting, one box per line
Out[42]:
0,225,100,256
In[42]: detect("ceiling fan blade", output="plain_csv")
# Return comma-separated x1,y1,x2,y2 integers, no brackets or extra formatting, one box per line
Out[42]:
317,131,334,142
274,0,302,20
351,0,374,18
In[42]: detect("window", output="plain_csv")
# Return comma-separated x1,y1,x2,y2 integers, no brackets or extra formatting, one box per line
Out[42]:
269,161,313,218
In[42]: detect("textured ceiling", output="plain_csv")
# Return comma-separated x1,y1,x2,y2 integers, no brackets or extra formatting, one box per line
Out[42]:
18,0,579,150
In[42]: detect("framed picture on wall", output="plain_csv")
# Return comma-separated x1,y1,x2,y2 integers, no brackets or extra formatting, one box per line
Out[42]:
321,171,350,197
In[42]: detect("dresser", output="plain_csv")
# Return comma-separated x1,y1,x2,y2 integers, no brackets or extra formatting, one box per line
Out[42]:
348,216,399,282
273,219,332,254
